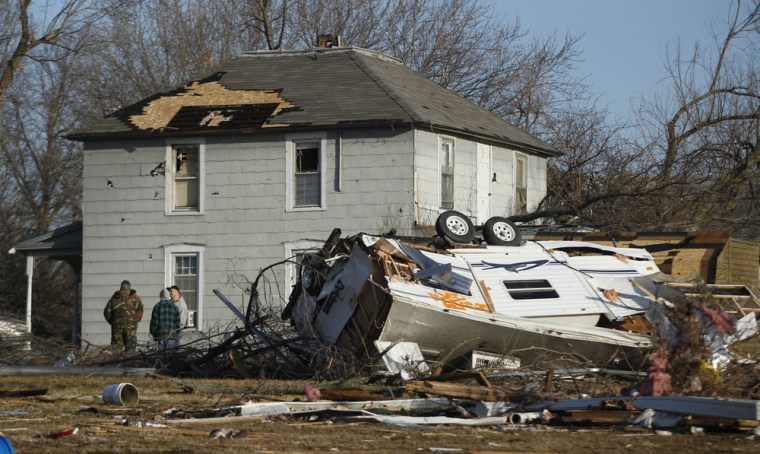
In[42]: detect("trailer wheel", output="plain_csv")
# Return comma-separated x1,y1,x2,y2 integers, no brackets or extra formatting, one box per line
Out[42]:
299,254,328,296
435,210,475,243
483,217,522,246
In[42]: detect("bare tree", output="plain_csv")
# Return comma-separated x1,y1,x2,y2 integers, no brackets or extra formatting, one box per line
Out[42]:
0,1,116,337
0,0,96,98
632,0,760,234
244,0,290,50
75,0,269,120
513,1,760,237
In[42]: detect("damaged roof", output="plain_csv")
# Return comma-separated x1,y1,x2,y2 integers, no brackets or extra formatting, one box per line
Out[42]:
69,47,558,157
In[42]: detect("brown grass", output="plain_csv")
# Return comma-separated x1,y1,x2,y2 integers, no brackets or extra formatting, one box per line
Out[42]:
0,374,758,453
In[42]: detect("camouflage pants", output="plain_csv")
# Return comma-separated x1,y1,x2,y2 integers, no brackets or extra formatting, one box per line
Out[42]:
111,326,137,353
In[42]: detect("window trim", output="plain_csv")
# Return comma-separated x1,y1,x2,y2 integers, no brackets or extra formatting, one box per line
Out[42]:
286,132,327,212
439,136,455,210
164,244,205,331
284,240,325,290
165,138,205,215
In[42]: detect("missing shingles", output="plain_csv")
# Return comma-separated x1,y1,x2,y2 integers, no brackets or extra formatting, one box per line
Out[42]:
129,81,295,130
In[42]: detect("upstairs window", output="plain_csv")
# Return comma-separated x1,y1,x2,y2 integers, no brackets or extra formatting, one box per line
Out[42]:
295,142,321,207
504,279,559,300
515,153,527,215
440,138,455,209
286,134,326,211
166,140,204,214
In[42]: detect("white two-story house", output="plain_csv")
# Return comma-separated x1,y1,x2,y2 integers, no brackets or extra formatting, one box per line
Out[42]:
68,47,558,345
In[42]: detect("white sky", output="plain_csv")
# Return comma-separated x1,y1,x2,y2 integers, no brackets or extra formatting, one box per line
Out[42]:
492,0,733,120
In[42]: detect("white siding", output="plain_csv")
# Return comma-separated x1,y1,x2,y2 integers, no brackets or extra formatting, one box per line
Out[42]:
413,130,548,224
81,128,416,345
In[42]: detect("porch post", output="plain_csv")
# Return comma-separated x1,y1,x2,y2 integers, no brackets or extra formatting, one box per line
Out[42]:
25,255,34,333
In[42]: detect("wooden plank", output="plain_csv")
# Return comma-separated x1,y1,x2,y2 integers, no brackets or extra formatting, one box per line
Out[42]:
405,380,510,401
319,388,393,402
731,297,747,316
544,369,554,393
0,388,47,397
478,280,495,313
432,370,493,388
685,416,759,428
559,410,640,424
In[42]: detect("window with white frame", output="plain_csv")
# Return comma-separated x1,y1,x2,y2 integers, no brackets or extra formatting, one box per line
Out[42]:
284,240,324,288
166,140,204,214
286,134,326,210
164,245,204,329
515,153,528,215
440,138,455,209
295,142,320,206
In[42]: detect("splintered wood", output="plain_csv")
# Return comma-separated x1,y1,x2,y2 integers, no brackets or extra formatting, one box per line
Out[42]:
129,81,295,130
405,380,510,401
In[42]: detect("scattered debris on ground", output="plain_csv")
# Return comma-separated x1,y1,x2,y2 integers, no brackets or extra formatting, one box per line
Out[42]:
1,217,759,451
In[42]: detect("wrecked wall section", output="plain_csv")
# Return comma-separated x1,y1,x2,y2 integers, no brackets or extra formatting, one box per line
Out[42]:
716,238,759,295
533,232,760,296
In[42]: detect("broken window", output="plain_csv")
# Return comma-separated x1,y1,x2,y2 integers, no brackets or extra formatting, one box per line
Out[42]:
515,153,527,215
172,145,200,212
503,279,559,300
440,138,455,209
294,141,321,208
165,244,204,329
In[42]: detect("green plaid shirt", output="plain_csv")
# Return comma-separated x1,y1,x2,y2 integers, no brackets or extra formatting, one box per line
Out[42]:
149,299,180,340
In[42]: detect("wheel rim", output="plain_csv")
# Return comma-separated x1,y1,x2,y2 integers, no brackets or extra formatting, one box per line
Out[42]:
446,216,470,236
492,222,515,242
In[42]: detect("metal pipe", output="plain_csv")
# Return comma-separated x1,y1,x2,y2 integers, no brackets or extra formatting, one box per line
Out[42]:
508,412,543,424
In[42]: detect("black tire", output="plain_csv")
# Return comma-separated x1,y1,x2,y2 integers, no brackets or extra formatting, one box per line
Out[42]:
483,216,522,246
435,210,476,243
299,254,328,296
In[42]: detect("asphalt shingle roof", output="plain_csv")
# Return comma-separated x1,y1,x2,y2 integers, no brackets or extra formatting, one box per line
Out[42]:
70,48,557,156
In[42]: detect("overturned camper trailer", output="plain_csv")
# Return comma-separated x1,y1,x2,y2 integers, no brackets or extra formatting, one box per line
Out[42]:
281,213,750,370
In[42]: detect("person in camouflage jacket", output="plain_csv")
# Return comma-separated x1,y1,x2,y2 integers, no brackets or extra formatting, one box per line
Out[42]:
104,280,144,353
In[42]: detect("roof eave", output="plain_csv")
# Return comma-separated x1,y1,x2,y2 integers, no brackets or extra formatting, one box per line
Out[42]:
66,120,416,142
415,123,561,158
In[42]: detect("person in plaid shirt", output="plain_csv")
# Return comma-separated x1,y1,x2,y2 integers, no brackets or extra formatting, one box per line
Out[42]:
150,288,180,350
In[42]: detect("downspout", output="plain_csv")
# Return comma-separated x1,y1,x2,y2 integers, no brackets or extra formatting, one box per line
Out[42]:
25,255,34,333
413,128,418,226
71,271,81,348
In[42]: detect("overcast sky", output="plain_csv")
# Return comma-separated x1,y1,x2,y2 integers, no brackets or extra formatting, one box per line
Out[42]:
493,0,733,121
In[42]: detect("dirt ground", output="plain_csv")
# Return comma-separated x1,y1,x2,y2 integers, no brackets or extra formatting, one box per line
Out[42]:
0,374,757,453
